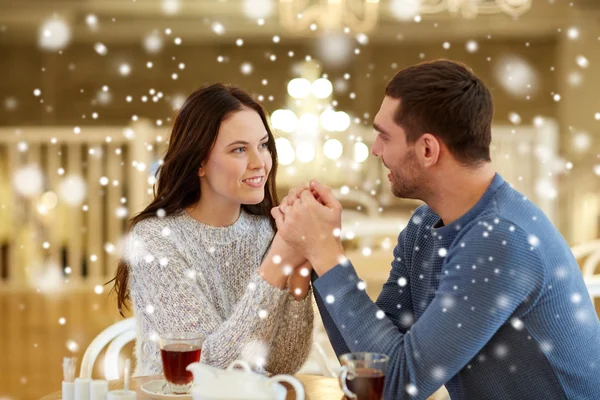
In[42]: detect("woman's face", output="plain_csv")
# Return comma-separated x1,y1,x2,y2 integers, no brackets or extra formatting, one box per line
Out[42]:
198,107,273,207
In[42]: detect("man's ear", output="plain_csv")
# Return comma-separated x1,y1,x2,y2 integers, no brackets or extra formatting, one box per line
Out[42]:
418,133,441,167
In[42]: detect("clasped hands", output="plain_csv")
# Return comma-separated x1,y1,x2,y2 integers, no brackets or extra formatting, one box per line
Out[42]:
258,179,346,300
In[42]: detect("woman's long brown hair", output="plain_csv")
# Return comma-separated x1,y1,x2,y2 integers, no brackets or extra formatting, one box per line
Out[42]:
109,84,279,316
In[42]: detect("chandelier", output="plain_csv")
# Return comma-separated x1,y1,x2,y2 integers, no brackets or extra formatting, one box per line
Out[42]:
278,0,532,33
419,0,533,19
279,0,381,33
270,61,369,174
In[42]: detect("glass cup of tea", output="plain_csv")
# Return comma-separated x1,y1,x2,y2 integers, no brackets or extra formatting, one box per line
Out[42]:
158,332,204,394
338,352,389,400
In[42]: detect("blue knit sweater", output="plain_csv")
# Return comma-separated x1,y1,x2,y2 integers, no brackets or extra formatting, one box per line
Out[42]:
313,173,600,399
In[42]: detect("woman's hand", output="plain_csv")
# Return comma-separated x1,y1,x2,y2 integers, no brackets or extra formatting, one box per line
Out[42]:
279,185,323,214
288,261,313,301
259,183,321,291
272,180,345,277
258,233,305,290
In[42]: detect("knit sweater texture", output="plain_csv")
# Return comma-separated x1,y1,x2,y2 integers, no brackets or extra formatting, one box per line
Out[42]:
313,173,600,399
126,210,314,377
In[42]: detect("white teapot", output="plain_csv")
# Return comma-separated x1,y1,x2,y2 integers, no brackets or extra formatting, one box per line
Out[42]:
186,360,305,400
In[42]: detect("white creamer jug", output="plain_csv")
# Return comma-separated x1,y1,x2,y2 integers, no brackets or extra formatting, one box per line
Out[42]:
187,360,305,400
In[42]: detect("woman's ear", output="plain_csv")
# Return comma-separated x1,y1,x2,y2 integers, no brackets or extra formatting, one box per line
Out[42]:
198,165,206,177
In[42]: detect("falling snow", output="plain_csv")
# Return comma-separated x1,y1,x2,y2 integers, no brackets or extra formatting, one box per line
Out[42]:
0,3,598,398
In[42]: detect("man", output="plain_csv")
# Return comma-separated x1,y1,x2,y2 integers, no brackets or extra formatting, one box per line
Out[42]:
272,60,600,399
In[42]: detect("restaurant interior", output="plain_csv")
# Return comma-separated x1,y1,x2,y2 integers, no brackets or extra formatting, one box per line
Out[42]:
0,0,599,398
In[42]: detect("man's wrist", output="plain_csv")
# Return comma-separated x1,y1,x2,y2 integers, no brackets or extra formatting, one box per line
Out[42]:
307,241,346,276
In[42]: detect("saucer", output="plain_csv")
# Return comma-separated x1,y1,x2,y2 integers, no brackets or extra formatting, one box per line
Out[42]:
140,380,193,399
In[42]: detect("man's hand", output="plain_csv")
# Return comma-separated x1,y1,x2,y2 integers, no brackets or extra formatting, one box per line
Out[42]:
259,184,320,292
271,179,346,276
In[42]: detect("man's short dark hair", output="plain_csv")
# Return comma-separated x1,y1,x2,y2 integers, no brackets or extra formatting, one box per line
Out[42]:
385,59,493,166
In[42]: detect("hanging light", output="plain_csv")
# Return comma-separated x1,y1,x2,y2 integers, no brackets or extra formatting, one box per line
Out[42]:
279,0,380,33
296,142,316,163
271,109,298,133
334,111,351,132
353,142,369,163
312,78,333,99
390,0,532,20
323,139,344,160
281,0,531,34
297,113,319,135
275,138,296,165
320,109,338,132
287,78,312,99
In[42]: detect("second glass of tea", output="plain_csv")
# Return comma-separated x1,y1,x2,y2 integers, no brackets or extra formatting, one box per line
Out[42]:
159,332,204,394
338,352,389,400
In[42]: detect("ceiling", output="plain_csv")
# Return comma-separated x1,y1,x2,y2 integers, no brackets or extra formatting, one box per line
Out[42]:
0,0,596,46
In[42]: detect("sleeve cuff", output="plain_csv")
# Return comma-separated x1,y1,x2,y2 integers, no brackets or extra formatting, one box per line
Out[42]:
251,272,288,309
284,285,314,309
313,260,360,296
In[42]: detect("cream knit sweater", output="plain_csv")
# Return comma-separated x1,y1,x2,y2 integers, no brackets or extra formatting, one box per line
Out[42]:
125,210,314,377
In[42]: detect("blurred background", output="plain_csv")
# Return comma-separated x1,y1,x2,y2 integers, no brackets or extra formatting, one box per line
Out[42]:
0,0,599,398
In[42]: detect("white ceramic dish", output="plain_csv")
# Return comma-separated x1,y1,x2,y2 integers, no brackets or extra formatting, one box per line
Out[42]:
140,380,193,399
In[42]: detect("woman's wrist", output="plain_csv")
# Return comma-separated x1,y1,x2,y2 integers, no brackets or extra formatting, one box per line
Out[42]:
258,256,288,290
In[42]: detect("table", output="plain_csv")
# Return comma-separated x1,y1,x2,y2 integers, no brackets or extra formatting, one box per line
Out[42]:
40,374,344,400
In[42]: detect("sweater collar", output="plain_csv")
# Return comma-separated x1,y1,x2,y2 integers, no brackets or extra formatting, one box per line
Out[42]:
432,173,505,237
178,209,253,244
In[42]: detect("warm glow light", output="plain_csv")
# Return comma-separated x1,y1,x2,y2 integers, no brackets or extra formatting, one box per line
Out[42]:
323,139,343,160
391,0,532,19
275,138,296,165
319,110,350,132
353,142,369,163
40,191,59,210
335,111,351,131
320,109,338,131
295,142,316,163
312,78,333,99
271,109,298,133
279,0,381,33
297,113,319,135
38,17,71,51
287,78,312,99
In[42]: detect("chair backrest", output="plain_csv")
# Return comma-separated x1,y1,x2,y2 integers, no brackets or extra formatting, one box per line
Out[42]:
586,276,600,298
570,239,600,300
104,328,137,380
571,239,600,272
80,317,136,379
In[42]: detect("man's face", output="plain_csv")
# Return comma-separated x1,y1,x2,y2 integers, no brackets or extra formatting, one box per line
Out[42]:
371,96,425,200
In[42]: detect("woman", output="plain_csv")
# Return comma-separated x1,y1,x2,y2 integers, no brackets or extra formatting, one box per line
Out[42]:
112,84,314,376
